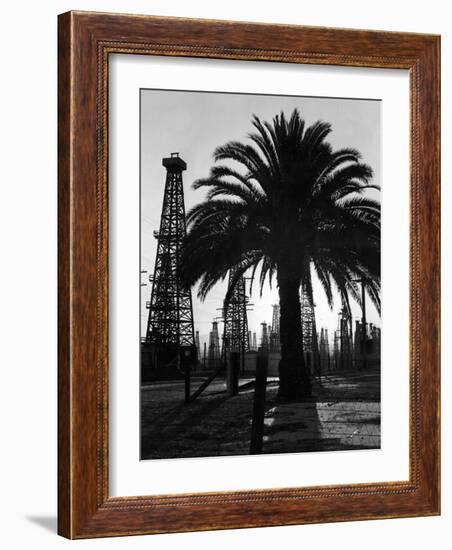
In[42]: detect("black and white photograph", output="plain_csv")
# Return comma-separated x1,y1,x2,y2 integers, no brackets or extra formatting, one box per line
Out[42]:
139,89,381,460
0,0,445,545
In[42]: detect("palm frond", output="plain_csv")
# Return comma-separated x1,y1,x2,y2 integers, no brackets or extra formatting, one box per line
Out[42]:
179,107,380,342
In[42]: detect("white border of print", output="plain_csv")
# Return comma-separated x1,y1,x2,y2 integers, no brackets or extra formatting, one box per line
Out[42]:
109,54,409,497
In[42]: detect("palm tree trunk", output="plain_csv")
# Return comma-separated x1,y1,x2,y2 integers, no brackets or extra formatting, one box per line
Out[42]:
277,275,312,400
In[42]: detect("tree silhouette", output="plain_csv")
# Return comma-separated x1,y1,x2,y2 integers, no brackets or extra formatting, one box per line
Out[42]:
180,109,380,400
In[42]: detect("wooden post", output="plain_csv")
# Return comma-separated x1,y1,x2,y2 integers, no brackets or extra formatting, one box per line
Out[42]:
228,351,240,396
180,346,194,404
233,351,239,395
250,351,268,454
184,366,191,403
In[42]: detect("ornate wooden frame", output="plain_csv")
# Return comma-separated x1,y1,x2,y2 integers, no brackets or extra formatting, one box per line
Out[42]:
58,11,440,539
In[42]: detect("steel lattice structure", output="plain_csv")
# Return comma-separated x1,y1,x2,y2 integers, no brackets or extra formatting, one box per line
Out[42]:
208,321,221,368
319,327,330,371
270,304,281,352
260,322,269,351
339,308,353,356
223,268,250,356
145,153,195,350
301,289,319,355
333,307,352,369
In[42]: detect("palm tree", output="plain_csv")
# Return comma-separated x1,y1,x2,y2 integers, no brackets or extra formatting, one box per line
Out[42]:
180,109,380,400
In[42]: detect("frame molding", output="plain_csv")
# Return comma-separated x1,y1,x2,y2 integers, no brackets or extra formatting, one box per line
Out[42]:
58,11,440,538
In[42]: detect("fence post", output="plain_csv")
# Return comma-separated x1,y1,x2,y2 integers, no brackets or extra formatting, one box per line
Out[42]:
250,351,268,454
184,367,191,403
180,346,194,404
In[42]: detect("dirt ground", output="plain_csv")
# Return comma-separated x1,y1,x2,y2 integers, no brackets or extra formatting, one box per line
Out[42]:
140,367,380,460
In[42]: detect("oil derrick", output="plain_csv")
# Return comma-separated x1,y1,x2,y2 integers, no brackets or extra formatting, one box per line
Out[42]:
208,321,221,369
301,290,318,353
370,324,381,355
270,304,281,352
333,330,340,369
301,289,319,374
338,308,353,369
353,320,363,366
319,328,330,372
260,322,269,351
145,153,195,367
252,332,257,351
195,330,201,367
223,268,250,358
354,321,380,367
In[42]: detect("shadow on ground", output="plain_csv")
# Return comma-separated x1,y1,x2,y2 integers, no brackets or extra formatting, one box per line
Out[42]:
26,516,57,533
140,367,380,460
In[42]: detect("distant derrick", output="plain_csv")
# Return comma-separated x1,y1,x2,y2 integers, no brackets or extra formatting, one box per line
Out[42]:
270,304,281,352
260,322,269,351
223,267,250,357
319,328,330,371
208,321,221,368
339,308,353,369
195,330,201,357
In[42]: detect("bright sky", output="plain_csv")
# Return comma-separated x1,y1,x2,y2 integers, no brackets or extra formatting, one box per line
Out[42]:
140,89,381,348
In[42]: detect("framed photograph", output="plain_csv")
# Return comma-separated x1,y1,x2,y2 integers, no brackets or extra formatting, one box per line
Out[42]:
58,11,440,538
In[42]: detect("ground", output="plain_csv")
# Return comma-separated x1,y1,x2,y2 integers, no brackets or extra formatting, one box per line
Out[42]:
140,367,380,460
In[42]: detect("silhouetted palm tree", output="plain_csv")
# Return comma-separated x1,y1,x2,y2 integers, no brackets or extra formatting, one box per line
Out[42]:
180,109,380,400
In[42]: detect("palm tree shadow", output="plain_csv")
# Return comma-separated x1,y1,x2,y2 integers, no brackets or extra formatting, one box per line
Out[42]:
26,515,57,533
263,397,327,454
141,393,231,459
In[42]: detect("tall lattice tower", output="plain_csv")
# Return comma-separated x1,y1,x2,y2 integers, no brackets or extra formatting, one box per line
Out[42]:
145,153,195,356
252,332,257,351
208,321,221,368
195,330,201,355
223,268,250,356
371,324,381,355
301,289,319,356
337,308,352,369
319,327,330,372
270,304,281,352
354,320,363,357
333,329,340,369
260,322,269,351
339,309,352,354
